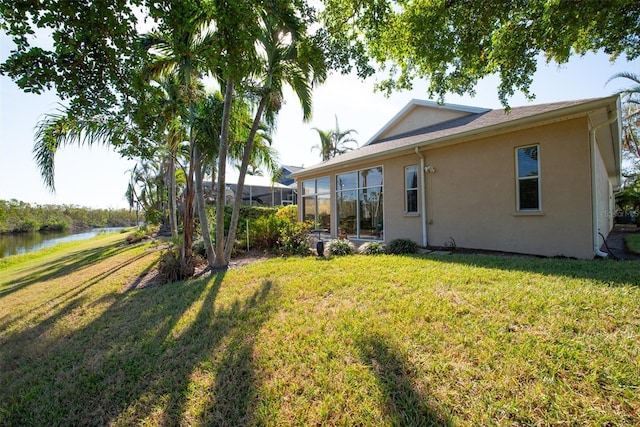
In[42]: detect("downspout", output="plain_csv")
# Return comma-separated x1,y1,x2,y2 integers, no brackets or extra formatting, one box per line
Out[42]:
589,111,617,258
415,147,428,247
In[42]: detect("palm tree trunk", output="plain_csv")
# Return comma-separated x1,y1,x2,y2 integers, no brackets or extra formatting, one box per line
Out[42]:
194,144,216,265
224,97,268,261
181,153,195,276
214,76,235,269
169,154,178,237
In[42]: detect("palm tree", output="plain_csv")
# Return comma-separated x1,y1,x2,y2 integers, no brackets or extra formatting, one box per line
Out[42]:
155,74,188,238
311,115,358,161
221,9,327,263
193,90,281,267
124,160,170,225
608,71,640,165
311,127,333,161
142,2,216,276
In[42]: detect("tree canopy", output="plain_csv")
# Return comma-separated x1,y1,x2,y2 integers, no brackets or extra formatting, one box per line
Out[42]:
321,0,640,105
0,0,149,115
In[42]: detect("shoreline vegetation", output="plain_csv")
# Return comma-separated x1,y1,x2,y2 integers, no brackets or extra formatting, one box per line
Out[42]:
1,230,639,425
0,199,138,234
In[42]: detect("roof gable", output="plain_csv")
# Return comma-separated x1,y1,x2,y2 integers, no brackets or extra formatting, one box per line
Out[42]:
294,96,621,184
365,99,490,145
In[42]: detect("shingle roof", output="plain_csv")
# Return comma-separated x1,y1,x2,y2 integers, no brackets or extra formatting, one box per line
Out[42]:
282,165,304,173
294,96,617,177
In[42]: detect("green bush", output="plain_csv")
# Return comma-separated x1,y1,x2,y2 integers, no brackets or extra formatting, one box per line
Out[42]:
40,220,69,232
18,218,39,232
358,241,386,255
278,219,312,255
275,204,298,222
125,225,153,244
192,239,207,258
250,215,283,251
386,238,419,255
203,205,310,255
157,247,199,284
327,239,356,256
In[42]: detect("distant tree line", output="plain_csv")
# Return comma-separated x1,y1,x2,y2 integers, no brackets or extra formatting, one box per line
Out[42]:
0,200,138,234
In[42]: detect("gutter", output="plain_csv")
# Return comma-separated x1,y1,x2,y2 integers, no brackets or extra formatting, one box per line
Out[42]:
589,110,618,258
291,96,620,181
415,147,428,247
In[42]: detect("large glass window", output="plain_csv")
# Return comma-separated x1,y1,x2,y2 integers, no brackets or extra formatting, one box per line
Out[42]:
405,166,418,213
336,167,384,239
302,177,331,231
516,145,540,210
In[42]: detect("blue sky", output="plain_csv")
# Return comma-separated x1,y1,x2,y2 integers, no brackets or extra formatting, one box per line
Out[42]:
1,39,639,209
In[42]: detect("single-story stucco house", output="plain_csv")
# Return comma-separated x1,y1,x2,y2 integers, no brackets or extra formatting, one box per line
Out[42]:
292,95,623,259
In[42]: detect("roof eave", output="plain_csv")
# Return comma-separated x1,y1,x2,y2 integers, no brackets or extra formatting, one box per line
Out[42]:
294,95,621,180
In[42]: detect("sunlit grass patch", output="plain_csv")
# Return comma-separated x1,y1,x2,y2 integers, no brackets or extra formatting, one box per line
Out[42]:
1,244,639,425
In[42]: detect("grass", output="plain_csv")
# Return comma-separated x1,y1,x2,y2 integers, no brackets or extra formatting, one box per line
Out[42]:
624,233,640,254
1,236,639,426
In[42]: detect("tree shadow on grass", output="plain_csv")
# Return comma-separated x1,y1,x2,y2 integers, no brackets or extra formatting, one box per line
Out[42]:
356,333,453,427
167,279,274,426
0,267,276,426
410,253,640,288
0,245,155,332
0,241,141,298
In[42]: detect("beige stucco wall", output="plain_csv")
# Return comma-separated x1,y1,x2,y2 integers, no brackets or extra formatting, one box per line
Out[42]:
297,117,599,258
422,118,594,258
377,107,471,141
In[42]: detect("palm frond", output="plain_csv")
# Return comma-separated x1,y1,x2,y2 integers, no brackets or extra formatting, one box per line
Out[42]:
33,107,131,191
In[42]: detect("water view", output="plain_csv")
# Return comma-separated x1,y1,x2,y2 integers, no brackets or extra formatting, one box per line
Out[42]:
0,227,128,258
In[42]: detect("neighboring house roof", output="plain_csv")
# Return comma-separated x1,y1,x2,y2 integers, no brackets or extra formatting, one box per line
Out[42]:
206,174,291,189
281,165,304,174
293,96,622,187
278,165,305,186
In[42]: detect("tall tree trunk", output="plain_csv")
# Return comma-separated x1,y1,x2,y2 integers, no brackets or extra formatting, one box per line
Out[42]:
168,154,178,238
181,148,195,277
194,144,216,266
180,64,196,277
224,97,267,261
214,77,235,269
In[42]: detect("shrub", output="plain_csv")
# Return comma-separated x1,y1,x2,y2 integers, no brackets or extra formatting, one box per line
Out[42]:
275,204,298,223
250,215,283,251
18,218,40,232
386,238,419,255
192,239,206,258
279,219,312,255
327,239,356,256
40,220,69,232
359,241,386,255
157,247,199,284
126,225,152,244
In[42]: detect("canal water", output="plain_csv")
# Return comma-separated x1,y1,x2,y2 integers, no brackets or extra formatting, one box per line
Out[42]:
0,227,128,258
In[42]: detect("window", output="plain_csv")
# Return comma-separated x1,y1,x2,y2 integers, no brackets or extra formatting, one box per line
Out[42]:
516,145,540,210
405,166,418,213
336,167,384,239
302,177,331,230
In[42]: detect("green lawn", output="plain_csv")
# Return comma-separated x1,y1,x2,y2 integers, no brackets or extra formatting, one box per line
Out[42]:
1,235,639,426
625,233,640,254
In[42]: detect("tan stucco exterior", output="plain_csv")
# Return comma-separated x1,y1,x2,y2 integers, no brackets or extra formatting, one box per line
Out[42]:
295,97,621,259
422,118,594,258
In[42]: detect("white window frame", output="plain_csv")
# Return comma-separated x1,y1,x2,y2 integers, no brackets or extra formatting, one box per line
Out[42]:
404,165,419,214
515,144,541,211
